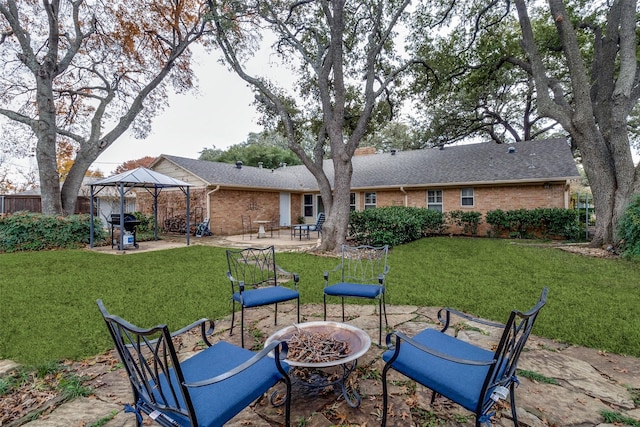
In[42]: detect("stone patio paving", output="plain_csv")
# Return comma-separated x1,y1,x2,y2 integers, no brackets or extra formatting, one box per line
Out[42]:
10,302,640,427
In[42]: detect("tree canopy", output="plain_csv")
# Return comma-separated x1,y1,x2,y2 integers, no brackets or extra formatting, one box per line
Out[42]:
0,0,212,214
407,0,639,246
208,0,414,251
199,131,301,169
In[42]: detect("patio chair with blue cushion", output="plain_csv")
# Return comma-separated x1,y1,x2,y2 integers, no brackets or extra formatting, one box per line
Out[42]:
323,244,389,345
97,299,291,427
226,245,300,348
381,287,548,427
291,212,325,239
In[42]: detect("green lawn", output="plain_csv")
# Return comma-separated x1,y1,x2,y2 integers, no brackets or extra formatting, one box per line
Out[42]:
1,237,639,366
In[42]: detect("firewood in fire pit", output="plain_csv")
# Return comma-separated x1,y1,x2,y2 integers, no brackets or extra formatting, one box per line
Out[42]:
286,328,351,364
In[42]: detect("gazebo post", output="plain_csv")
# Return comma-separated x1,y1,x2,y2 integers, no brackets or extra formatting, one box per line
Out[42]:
153,186,159,241
186,186,190,246
89,185,95,248
119,183,125,250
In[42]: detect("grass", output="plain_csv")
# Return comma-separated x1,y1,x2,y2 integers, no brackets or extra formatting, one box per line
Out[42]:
1,237,639,366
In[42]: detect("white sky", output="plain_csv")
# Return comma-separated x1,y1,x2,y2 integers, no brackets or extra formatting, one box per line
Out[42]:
92,54,270,176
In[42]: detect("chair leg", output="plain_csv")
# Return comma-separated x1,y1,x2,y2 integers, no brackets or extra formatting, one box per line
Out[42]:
341,298,345,321
382,293,388,326
323,294,328,321
381,363,392,427
274,302,278,325
283,374,292,427
379,299,383,346
509,381,518,426
230,301,236,336
241,306,245,348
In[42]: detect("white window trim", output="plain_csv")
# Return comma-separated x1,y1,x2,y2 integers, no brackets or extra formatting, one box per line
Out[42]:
461,188,475,207
427,189,443,212
364,192,377,209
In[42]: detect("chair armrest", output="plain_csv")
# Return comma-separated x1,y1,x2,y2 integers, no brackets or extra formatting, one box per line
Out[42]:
385,331,496,367
170,318,216,347
184,340,290,388
227,271,246,293
275,265,300,289
437,307,505,333
323,263,344,286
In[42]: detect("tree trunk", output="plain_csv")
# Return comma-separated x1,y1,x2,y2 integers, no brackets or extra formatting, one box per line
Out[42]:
318,155,353,252
514,0,640,247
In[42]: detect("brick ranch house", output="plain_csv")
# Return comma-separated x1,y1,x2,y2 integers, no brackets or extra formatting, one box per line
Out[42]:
139,138,580,236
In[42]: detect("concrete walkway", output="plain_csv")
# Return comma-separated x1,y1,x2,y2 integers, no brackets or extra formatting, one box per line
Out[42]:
8,302,640,427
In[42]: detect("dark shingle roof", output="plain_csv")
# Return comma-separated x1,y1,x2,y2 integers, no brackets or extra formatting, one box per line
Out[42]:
159,138,579,191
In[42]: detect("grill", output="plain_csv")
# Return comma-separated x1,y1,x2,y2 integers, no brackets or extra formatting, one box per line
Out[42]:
109,213,141,249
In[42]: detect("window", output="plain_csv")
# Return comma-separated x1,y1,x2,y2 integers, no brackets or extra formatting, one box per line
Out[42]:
427,190,443,212
364,192,377,209
350,193,357,211
461,188,474,207
303,194,314,217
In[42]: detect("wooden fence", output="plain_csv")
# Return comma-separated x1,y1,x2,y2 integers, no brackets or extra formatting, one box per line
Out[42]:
0,195,91,215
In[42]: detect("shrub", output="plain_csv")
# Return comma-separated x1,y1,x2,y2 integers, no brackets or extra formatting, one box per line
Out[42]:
618,195,640,260
131,211,154,233
485,208,580,240
447,210,482,235
349,206,445,247
0,212,106,252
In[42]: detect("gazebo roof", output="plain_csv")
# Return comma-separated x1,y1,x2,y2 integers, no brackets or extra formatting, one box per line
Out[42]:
91,167,191,188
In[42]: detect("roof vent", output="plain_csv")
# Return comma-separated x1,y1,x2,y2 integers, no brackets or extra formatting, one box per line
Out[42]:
235,160,243,169
390,149,397,155
258,162,263,169
508,146,516,154
280,162,287,168
439,144,444,150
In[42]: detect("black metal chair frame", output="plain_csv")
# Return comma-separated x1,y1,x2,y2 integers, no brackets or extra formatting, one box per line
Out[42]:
226,246,300,348
291,212,325,240
267,215,280,237
381,287,548,427
323,244,390,345
241,215,253,240
97,299,291,427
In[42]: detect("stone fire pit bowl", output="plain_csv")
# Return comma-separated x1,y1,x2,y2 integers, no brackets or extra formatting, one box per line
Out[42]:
264,321,372,368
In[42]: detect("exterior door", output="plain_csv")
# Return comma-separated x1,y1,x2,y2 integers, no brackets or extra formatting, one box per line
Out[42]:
279,193,291,226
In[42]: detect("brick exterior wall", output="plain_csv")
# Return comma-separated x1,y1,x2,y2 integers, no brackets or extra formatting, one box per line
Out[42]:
135,182,569,237
209,189,280,235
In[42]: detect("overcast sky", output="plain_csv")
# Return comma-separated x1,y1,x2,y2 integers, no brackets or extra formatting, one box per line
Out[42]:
92,52,272,176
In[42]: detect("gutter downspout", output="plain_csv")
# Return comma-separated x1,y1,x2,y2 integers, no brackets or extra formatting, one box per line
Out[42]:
206,185,221,221
400,186,408,207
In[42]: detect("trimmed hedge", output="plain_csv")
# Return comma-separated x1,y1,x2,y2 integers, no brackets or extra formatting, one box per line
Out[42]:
0,211,106,252
447,210,482,236
618,195,640,260
485,208,580,240
349,206,445,247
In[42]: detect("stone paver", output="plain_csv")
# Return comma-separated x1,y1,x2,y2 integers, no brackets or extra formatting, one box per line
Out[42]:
3,303,638,427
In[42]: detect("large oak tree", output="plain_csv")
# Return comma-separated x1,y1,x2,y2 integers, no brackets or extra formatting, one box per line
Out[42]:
207,0,413,252
411,0,639,247
514,0,640,247
0,0,211,214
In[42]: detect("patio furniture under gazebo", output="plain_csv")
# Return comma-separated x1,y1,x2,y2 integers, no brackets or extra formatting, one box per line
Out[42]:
89,167,192,249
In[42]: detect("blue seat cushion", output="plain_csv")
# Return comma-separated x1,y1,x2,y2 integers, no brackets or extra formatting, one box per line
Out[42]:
233,286,299,308
293,224,317,231
382,329,495,412
151,341,289,427
324,282,384,299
